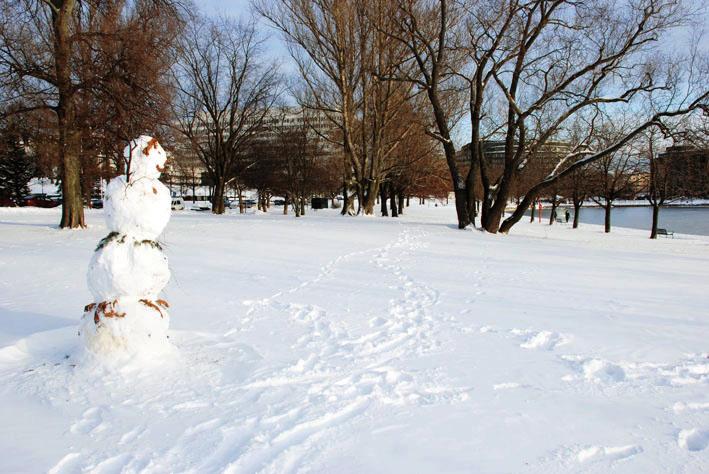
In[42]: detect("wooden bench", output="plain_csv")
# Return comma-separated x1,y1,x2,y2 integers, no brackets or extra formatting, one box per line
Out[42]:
657,228,674,238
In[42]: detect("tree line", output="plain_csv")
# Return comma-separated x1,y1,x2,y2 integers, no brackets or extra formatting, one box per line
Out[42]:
0,0,707,234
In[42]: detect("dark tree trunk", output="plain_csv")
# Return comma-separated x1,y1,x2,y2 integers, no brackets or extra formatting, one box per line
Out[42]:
529,200,535,222
283,193,288,215
549,197,557,225
406,195,410,207
453,189,471,228
604,203,612,233
341,181,348,216
390,187,398,217
54,0,84,228
650,204,660,239
362,180,379,215
573,200,581,229
397,193,404,215
59,128,84,228
355,183,364,215
212,176,226,214
300,197,305,216
380,182,388,216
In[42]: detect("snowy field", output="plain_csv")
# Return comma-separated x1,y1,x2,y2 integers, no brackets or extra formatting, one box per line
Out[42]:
0,204,707,473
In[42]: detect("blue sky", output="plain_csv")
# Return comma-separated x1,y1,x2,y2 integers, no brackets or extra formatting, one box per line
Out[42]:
194,0,708,146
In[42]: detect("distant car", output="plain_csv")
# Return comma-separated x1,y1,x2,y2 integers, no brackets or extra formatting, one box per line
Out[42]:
243,199,256,208
90,197,103,209
171,197,185,210
22,194,60,208
272,199,285,206
0,197,18,207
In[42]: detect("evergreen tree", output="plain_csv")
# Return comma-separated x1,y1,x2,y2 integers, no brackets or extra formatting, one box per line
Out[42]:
0,135,35,202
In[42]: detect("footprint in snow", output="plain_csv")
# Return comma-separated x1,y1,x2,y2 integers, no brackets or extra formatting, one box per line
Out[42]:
678,428,709,452
672,401,709,413
70,407,108,435
577,444,642,463
560,356,626,384
48,452,82,474
512,329,570,350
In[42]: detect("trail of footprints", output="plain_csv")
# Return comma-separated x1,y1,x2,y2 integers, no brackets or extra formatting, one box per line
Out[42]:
51,228,467,473
220,229,468,472
46,227,707,471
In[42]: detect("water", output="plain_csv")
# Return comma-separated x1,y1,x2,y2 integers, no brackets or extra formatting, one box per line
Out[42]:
525,206,709,236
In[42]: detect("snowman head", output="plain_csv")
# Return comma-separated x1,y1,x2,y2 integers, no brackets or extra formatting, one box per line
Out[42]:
125,135,168,181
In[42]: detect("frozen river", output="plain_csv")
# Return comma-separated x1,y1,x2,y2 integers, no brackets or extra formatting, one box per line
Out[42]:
531,205,709,236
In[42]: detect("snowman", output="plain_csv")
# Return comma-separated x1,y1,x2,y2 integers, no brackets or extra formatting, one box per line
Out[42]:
80,136,174,356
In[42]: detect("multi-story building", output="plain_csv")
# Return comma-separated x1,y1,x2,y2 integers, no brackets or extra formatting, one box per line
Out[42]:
455,139,572,172
167,107,339,199
657,145,709,197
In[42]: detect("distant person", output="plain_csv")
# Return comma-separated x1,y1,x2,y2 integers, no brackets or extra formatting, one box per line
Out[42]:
552,209,558,223
565,209,570,223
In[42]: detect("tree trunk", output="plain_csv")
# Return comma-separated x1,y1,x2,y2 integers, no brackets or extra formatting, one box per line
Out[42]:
300,197,305,216
549,197,557,225
59,129,85,228
573,200,581,229
341,181,349,215
453,189,471,229
380,182,388,216
54,0,84,229
362,180,379,215
397,193,404,215
390,187,398,217
530,200,535,222
650,204,659,239
212,176,226,214
283,194,288,215
482,204,504,233
604,203,612,233
406,195,410,207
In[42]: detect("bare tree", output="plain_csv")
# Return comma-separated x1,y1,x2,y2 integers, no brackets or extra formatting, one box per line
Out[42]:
0,0,183,227
562,164,592,229
589,129,640,233
172,15,281,214
257,0,420,216
0,0,85,226
384,0,708,233
379,0,472,227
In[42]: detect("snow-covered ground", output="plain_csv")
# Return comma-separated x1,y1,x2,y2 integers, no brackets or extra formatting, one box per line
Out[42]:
0,204,707,473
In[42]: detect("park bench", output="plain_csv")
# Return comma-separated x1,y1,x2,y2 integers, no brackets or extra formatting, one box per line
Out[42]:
657,228,674,238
